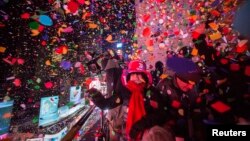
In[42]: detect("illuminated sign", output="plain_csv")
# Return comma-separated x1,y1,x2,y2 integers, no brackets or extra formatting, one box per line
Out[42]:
0,100,14,135
39,96,59,127
70,86,82,104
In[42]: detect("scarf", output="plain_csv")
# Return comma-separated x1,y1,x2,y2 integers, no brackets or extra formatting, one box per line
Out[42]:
126,81,146,140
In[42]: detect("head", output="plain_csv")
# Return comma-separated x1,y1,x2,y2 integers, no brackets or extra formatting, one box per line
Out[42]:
125,60,152,86
155,61,164,70
166,56,201,92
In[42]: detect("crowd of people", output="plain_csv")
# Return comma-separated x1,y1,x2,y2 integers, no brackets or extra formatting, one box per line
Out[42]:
86,31,250,141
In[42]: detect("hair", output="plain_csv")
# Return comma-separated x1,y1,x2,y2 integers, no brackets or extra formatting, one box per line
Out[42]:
126,72,149,85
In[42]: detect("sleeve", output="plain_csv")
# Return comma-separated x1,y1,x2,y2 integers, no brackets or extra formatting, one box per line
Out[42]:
87,88,123,110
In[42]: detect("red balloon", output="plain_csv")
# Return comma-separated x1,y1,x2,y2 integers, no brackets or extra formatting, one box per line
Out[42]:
143,14,150,22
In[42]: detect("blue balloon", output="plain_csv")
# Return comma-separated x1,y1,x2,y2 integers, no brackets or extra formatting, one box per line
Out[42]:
39,15,53,26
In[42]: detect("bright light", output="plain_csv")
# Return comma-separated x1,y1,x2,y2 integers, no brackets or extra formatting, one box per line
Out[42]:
117,43,122,48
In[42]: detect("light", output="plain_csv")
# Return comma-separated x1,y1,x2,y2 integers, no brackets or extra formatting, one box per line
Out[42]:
117,43,122,48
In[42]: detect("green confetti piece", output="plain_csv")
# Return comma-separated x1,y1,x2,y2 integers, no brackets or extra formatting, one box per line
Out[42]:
66,102,74,108
190,9,196,15
194,40,203,44
146,90,151,98
29,21,39,29
132,36,137,41
27,79,34,84
34,85,40,90
32,116,39,123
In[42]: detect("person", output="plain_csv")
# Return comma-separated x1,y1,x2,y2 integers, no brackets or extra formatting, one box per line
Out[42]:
150,61,164,86
87,59,174,141
156,55,203,141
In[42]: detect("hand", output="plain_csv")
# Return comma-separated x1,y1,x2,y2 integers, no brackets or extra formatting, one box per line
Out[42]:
129,119,146,139
86,88,105,108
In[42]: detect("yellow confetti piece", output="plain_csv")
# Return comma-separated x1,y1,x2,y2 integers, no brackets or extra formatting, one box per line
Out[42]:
133,43,138,48
191,47,198,56
160,74,168,79
30,29,40,36
88,22,98,29
85,0,90,5
0,46,6,53
209,22,219,30
189,15,197,21
105,35,116,43
209,31,222,41
45,60,51,66
147,46,154,52
106,35,112,41
120,30,127,34
178,109,184,116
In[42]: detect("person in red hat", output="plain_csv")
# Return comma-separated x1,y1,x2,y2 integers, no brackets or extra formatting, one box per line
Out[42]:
87,59,175,141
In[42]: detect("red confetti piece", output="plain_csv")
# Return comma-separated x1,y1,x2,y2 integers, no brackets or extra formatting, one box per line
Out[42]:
155,0,165,3
143,14,150,22
13,78,21,87
21,13,30,19
17,58,25,65
41,40,47,46
142,27,151,37
210,101,231,113
236,44,247,53
245,66,250,76
44,81,53,89
150,100,158,108
220,58,228,65
171,100,181,109
196,97,202,104
210,10,220,17
68,1,79,13
192,31,200,39
230,63,240,71
38,25,44,32
146,39,154,46
77,0,85,4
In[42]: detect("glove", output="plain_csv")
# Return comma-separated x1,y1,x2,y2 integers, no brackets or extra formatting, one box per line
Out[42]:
129,117,147,139
129,113,167,139
86,88,105,109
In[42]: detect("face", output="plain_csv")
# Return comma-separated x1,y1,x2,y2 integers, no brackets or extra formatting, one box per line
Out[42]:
176,77,194,92
130,73,146,84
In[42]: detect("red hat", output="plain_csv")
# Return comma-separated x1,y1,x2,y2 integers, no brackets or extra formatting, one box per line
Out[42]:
121,60,152,86
128,60,147,73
